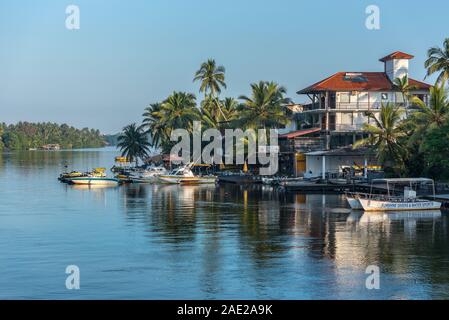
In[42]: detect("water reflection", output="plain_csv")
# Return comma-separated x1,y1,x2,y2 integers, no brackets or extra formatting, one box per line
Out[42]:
2,148,449,299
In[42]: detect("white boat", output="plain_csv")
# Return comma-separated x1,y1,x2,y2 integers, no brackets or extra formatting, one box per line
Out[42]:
352,178,441,212
157,164,216,185
130,166,168,183
345,192,364,210
68,177,120,186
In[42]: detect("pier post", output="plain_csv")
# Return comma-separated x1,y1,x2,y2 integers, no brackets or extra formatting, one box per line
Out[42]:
322,156,326,180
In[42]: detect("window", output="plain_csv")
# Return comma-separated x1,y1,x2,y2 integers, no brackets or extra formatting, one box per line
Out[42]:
381,93,388,100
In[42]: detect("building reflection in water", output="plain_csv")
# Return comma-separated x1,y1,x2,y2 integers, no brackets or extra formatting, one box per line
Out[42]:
118,184,449,296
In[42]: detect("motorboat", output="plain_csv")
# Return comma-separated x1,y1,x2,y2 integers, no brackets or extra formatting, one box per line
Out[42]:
59,168,106,183
158,164,216,185
129,166,168,183
68,177,120,186
347,178,441,212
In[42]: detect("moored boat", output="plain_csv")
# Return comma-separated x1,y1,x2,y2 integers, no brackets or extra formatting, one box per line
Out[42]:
349,178,442,212
345,192,364,210
129,166,168,183
68,177,120,186
158,164,216,185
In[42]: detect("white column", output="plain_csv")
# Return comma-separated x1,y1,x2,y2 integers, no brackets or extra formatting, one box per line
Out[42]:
322,156,326,180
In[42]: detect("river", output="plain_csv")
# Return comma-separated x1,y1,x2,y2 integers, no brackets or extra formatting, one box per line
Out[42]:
0,147,448,299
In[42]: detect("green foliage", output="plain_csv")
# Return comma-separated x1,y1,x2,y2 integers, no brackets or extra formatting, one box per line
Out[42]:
354,103,406,175
420,120,449,180
238,81,292,129
117,123,151,165
0,122,105,150
425,38,449,84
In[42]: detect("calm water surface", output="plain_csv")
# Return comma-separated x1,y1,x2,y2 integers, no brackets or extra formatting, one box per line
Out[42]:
1,148,449,299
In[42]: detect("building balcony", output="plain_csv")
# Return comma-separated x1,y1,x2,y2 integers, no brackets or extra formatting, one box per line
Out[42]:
330,124,365,132
302,102,409,113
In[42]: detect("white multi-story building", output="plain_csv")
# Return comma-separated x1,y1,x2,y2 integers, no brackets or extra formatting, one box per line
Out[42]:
278,51,431,177
296,51,431,149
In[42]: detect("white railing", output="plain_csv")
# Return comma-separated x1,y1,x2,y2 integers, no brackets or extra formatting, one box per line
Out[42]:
332,124,365,131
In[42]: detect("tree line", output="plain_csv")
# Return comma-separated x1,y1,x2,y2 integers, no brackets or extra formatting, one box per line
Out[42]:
118,59,292,164
0,122,106,150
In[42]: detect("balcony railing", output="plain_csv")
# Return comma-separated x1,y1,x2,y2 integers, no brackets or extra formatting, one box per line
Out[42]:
330,124,366,131
303,102,409,112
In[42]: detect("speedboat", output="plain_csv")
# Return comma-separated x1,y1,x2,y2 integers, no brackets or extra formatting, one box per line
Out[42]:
130,166,168,183
59,168,106,183
158,164,216,185
348,178,442,212
68,177,120,186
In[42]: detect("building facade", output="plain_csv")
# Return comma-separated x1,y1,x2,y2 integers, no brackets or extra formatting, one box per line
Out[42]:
296,51,431,150
279,51,431,177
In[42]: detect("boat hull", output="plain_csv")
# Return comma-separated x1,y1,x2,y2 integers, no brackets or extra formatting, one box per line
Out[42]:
346,197,363,210
158,175,216,185
358,198,441,212
69,178,120,186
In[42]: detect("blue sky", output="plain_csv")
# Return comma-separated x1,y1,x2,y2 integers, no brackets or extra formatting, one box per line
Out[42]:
0,0,448,133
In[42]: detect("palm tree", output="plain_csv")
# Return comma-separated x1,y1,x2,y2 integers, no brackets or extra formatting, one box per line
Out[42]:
425,38,449,84
410,80,449,129
393,75,417,107
238,81,292,129
201,97,239,129
193,59,227,120
194,59,226,96
142,103,168,149
354,103,406,174
159,92,201,132
117,123,151,166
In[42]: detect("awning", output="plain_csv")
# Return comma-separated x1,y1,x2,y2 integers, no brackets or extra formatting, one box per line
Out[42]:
279,128,321,139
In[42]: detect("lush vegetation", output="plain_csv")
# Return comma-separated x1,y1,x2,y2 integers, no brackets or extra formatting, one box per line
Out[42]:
119,59,292,162
119,38,449,181
0,122,106,151
356,38,449,180
117,124,151,165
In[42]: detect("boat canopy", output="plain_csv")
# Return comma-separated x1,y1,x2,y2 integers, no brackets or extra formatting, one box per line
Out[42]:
372,178,434,184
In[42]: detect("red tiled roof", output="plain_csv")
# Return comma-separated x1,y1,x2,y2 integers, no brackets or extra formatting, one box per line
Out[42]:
297,72,430,94
408,78,432,90
379,51,414,62
279,128,321,139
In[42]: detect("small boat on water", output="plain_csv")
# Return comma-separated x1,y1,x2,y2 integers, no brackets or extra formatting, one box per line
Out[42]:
158,164,216,185
68,177,120,186
59,168,106,182
346,178,442,212
129,166,168,183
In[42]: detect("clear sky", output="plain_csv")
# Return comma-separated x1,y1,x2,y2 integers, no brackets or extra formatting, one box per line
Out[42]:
0,0,448,133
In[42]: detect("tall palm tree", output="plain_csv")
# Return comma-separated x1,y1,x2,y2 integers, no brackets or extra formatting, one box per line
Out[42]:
238,81,292,129
142,103,168,149
410,80,449,129
193,59,227,120
354,103,406,173
194,59,226,96
393,75,417,107
117,123,151,166
425,38,449,84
